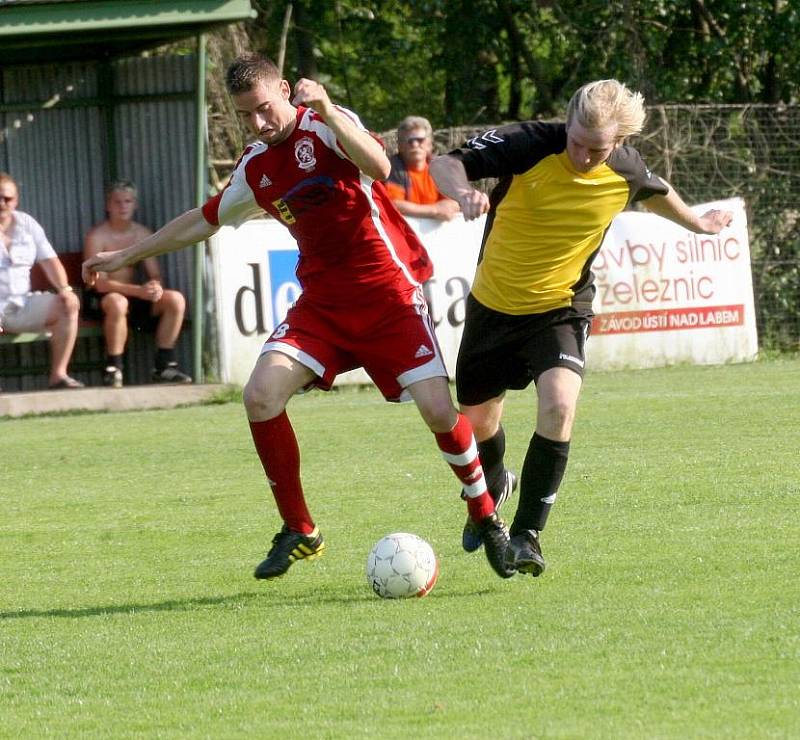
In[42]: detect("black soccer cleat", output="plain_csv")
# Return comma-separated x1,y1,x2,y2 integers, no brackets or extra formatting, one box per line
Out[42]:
505,529,546,577
462,470,518,553
254,525,326,580
478,512,515,579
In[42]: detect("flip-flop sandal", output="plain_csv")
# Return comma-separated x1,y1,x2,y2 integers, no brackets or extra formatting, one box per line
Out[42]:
48,376,85,390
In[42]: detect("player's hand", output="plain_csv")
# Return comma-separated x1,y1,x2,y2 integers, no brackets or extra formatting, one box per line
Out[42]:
140,280,163,302
292,79,334,118
697,209,733,234
82,251,129,287
456,189,490,221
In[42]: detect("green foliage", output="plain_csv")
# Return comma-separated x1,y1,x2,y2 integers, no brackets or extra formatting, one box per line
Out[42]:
236,0,800,131
3,361,800,736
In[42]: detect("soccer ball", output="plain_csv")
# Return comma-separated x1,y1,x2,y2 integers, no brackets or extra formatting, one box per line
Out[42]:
366,532,439,599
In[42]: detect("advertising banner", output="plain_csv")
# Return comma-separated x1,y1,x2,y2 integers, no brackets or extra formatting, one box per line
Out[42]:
209,197,756,385
589,197,757,368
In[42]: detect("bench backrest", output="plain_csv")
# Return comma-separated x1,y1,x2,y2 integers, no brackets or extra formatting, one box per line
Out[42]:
29,252,85,292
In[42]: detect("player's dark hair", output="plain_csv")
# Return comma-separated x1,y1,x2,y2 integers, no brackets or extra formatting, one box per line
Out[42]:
225,53,282,94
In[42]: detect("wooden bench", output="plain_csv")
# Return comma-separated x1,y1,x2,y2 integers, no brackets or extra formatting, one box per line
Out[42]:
0,252,107,386
1,252,191,390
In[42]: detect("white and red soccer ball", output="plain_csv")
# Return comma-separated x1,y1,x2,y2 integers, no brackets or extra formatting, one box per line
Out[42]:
366,532,439,599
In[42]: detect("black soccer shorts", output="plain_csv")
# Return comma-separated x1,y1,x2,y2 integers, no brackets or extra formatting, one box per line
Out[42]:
455,294,593,407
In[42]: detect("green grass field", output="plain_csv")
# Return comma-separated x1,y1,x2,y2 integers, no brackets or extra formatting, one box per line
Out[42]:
2,359,799,738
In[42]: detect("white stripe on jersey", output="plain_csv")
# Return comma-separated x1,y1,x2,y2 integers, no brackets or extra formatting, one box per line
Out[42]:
217,143,270,227
298,105,365,160
358,171,423,290
296,106,424,294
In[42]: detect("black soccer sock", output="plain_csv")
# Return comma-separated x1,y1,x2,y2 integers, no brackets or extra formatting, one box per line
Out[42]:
477,425,506,501
155,347,175,371
511,432,570,534
106,354,123,371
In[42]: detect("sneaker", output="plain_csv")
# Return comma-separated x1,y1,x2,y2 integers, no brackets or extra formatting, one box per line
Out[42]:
152,362,192,384
103,366,123,389
254,525,326,580
478,513,515,579
505,529,546,577
462,470,518,553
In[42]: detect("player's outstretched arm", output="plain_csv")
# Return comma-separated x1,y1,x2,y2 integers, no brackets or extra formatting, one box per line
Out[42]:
642,180,733,235
82,208,218,286
429,155,489,221
291,78,389,181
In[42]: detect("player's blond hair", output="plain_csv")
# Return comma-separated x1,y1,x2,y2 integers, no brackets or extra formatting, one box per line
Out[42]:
566,79,646,138
106,179,137,199
0,171,18,189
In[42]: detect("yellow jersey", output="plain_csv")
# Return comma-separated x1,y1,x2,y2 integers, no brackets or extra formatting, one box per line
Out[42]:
452,122,668,315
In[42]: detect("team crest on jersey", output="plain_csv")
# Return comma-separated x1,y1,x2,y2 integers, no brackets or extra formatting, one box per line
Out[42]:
294,137,317,171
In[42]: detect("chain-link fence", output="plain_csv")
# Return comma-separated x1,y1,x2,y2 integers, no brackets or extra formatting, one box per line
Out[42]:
385,104,800,352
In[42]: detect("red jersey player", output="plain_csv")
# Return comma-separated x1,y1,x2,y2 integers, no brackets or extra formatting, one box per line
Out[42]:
83,53,514,581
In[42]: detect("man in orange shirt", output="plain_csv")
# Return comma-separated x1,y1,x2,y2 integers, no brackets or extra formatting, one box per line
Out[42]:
386,116,460,221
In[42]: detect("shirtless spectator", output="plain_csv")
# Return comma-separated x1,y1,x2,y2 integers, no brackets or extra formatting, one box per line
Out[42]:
83,180,191,387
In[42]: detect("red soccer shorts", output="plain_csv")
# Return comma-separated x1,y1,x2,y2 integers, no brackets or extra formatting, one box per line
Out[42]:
259,288,447,401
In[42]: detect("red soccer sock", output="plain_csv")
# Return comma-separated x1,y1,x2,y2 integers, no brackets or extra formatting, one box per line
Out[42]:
434,413,496,522
249,412,315,534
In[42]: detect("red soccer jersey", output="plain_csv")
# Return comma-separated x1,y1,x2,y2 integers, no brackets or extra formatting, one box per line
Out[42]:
202,105,433,305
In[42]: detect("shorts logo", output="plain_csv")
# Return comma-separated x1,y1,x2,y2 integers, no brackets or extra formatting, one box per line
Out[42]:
415,344,433,358
540,493,557,504
559,352,585,367
294,136,317,171
259,174,272,188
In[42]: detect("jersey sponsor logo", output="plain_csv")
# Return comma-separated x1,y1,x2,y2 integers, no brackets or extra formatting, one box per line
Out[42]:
294,136,317,171
272,198,296,224
259,174,272,188
558,351,585,367
414,344,433,358
272,176,337,224
467,129,504,150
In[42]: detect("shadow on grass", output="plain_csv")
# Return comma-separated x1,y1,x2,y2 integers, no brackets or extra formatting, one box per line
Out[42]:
1,583,495,620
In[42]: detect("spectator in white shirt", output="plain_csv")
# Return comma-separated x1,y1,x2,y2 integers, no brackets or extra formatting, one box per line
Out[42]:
0,172,83,389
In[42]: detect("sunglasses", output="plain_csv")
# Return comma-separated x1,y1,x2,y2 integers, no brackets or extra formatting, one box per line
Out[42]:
402,136,427,146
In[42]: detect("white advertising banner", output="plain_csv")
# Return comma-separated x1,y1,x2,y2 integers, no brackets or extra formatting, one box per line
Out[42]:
209,216,484,385
589,197,757,368
209,197,756,385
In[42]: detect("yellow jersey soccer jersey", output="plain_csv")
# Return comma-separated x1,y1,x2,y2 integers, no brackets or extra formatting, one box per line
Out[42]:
452,122,668,315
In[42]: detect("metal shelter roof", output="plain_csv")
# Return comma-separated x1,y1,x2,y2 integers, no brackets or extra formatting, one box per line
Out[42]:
0,0,255,65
